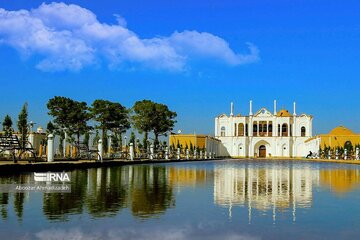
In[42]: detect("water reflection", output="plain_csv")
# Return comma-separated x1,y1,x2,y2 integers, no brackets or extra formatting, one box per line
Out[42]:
1,161,360,223
214,164,317,222
320,169,360,195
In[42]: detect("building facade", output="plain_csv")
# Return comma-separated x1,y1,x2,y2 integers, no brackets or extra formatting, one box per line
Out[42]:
215,100,313,158
305,125,360,154
169,134,221,156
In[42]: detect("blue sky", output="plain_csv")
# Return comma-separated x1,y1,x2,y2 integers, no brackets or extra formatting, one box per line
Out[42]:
0,0,359,136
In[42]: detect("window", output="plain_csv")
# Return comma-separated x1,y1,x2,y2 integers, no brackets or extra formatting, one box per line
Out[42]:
245,124,248,136
301,126,306,137
234,123,237,136
268,123,273,137
282,123,288,137
221,127,226,137
238,123,244,136
253,122,257,136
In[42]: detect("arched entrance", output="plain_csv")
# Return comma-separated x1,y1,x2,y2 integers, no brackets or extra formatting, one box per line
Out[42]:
259,145,266,158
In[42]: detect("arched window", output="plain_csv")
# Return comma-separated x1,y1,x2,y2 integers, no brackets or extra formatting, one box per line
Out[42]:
221,126,226,137
253,122,257,136
238,123,244,136
245,124,248,136
234,123,237,136
301,126,306,137
282,123,288,137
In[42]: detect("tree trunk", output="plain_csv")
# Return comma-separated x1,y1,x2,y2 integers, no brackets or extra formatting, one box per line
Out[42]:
154,132,159,151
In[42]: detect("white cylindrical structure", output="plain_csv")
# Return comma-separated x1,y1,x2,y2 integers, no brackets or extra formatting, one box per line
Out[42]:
186,149,189,160
344,149,348,160
336,149,339,160
150,144,154,160
200,150,203,159
356,147,359,160
107,134,112,157
165,147,169,160
98,139,103,162
274,100,277,115
293,102,297,116
177,148,181,160
129,143,134,161
47,134,54,162
249,100,253,116
230,102,234,117
328,149,331,159
194,149,197,159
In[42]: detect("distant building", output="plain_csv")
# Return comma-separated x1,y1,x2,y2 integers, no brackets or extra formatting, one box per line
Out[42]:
169,134,221,156
215,100,313,158
306,126,360,152
1,126,46,156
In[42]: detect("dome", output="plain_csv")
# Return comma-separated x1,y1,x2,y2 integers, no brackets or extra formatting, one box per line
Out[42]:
37,126,44,133
329,126,355,135
276,109,292,117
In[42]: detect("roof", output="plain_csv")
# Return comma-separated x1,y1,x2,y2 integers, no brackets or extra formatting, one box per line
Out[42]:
328,126,355,135
276,109,292,117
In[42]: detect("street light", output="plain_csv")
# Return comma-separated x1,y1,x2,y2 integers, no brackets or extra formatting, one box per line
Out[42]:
28,121,36,133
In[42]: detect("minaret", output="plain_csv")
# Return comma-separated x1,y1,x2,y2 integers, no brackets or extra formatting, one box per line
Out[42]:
249,100,253,116
273,100,277,115
230,102,234,117
293,102,297,116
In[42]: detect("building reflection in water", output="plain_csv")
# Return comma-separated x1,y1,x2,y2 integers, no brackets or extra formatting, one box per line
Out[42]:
214,165,319,222
1,163,360,222
320,169,360,195
168,167,209,187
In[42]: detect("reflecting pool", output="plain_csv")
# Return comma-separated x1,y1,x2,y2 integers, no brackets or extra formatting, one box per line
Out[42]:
1,159,360,239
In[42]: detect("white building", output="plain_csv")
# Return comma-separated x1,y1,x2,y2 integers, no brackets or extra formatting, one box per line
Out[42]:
215,100,313,158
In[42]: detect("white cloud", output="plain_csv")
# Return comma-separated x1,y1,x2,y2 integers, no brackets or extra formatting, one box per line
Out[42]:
35,226,261,240
0,2,259,72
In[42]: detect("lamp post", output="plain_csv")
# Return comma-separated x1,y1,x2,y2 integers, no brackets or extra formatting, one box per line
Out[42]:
28,121,35,133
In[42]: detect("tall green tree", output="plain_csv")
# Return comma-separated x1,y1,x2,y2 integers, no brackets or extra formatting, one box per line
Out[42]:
132,100,177,149
47,96,92,143
46,121,56,135
2,115,13,136
91,100,130,152
17,103,28,148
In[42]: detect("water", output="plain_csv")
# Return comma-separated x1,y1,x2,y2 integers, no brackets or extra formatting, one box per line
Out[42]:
1,159,360,239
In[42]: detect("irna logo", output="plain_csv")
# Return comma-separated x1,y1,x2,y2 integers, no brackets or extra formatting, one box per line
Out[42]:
34,172,71,182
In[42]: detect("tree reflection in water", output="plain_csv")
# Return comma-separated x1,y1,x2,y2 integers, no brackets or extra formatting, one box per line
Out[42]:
41,165,175,220
130,165,175,219
1,162,360,222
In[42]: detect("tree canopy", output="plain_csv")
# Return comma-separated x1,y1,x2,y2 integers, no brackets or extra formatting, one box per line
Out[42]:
47,96,92,142
132,100,177,148
91,99,130,149
17,103,28,148
2,114,13,136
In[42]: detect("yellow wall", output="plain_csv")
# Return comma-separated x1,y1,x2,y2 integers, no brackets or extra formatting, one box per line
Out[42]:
169,134,207,149
319,135,360,149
